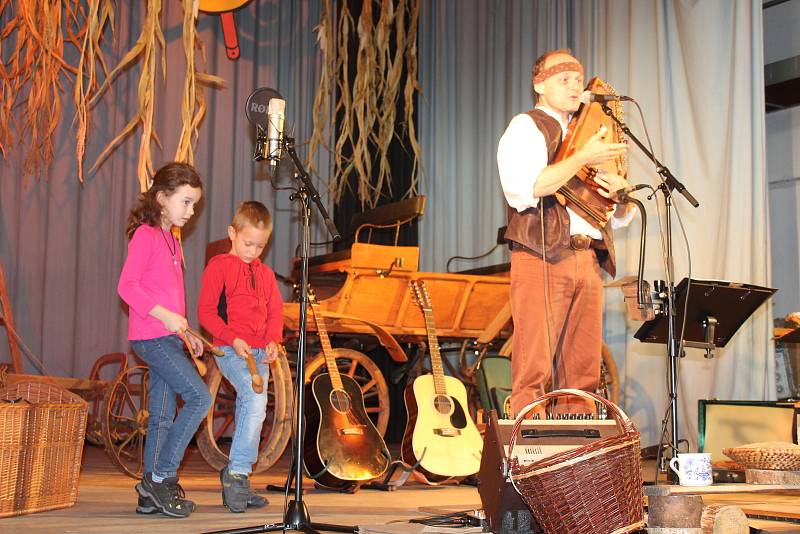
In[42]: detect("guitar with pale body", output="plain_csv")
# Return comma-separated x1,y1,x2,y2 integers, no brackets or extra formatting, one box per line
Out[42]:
401,280,483,480
302,294,390,490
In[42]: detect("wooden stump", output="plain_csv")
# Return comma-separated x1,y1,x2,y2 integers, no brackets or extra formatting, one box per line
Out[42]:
746,468,800,485
647,495,703,528
700,504,748,534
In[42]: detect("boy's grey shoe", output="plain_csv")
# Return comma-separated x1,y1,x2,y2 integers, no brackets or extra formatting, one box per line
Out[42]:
136,474,195,518
221,467,266,512
246,489,268,508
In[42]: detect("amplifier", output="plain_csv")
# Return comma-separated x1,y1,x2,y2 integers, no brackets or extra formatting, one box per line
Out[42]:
477,410,618,533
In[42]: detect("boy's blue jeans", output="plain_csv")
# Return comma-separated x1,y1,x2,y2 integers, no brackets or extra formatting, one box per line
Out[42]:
215,346,270,475
131,335,212,479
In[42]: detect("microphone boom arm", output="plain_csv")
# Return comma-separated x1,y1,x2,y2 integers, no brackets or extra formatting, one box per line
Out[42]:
283,136,341,241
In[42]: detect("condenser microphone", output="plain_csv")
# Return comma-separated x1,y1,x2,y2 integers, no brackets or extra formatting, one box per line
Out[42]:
266,98,286,171
245,87,284,164
579,90,634,105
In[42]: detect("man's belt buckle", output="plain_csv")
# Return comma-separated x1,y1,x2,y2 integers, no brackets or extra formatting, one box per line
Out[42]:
570,234,592,251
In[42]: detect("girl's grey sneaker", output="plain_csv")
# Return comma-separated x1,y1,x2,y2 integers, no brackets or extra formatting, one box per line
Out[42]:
135,494,158,514
136,473,195,518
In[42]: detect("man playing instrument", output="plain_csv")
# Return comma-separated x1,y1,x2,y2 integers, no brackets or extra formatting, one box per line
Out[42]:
497,49,632,417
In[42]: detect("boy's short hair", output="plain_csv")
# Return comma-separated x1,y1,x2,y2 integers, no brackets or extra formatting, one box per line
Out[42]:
231,201,273,234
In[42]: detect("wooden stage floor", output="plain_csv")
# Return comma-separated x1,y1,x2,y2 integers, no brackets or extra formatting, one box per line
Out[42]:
2,445,799,533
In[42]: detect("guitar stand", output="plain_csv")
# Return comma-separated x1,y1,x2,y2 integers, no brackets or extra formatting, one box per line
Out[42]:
361,460,461,491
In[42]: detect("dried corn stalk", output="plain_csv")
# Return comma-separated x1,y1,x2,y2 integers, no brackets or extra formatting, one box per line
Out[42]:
74,0,115,183
0,0,82,180
311,0,422,209
88,0,166,192
174,0,224,166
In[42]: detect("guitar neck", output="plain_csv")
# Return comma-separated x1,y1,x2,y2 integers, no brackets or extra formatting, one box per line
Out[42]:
309,302,344,390
421,308,447,396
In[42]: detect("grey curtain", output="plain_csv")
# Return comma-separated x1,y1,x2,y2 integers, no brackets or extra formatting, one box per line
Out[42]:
417,0,771,447
0,1,330,378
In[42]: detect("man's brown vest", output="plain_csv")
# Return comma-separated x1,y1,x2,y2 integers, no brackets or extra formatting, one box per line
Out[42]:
503,109,617,277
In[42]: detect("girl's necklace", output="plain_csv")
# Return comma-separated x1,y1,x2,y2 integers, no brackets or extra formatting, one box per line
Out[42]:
160,227,178,266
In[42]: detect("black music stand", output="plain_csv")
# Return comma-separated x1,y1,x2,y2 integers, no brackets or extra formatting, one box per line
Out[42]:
633,277,775,482
634,278,775,357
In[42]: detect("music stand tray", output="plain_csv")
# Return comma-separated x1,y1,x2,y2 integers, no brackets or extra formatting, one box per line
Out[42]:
634,278,776,350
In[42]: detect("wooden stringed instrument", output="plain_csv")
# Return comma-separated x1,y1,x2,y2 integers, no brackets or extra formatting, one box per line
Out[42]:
302,292,390,489
401,280,483,480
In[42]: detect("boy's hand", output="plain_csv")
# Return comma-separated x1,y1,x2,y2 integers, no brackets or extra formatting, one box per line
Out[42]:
264,342,280,364
232,338,252,360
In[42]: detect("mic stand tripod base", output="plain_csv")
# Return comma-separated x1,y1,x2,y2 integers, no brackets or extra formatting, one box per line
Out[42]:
203,498,356,534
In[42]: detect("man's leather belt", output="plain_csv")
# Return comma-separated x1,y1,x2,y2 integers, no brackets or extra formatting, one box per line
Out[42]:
570,234,596,251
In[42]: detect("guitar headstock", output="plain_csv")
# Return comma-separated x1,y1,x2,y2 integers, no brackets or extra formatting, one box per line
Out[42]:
307,286,318,305
409,280,432,312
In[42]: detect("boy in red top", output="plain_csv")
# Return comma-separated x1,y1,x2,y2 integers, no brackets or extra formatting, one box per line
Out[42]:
198,201,283,512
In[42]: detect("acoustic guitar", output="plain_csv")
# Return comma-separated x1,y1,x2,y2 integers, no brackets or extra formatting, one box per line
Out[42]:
401,280,483,480
302,294,390,490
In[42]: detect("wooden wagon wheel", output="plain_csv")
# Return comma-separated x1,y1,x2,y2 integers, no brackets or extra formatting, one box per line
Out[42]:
86,352,129,446
102,364,149,478
303,348,390,437
598,342,620,405
196,350,293,473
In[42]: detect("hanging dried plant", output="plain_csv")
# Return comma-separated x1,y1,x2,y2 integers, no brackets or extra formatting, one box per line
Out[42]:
311,0,422,209
74,0,115,183
173,0,224,166
0,0,82,180
88,0,166,192
307,0,334,178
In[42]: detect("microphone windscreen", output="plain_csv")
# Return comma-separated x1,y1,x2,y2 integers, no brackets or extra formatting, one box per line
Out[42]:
579,90,593,105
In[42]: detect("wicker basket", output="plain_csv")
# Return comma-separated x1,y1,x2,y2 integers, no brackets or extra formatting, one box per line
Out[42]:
508,389,644,534
0,380,88,517
722,441,800,471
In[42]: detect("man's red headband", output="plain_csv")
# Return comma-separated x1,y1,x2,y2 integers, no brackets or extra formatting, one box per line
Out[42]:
533,61,584,84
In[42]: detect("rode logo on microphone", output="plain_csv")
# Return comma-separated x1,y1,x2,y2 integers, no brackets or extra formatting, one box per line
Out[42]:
249,102,268,114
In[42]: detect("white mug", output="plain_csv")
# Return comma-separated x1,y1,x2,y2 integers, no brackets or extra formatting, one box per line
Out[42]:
669,453,712,487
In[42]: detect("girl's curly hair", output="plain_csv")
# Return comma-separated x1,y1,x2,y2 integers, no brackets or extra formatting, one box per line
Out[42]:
125,162,203,239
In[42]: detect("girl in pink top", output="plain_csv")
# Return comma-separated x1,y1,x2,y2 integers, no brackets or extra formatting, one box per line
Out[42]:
117,162,211,518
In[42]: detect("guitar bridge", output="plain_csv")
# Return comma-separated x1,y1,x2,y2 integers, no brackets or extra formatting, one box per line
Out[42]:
339,427,365,436
434,428,461,437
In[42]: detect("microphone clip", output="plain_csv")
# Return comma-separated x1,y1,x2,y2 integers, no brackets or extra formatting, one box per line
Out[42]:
253,125,268,162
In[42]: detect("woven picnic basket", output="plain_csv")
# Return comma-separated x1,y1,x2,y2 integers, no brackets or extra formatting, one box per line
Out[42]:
507,389,644,534
0,380,88,517
723,441,800,471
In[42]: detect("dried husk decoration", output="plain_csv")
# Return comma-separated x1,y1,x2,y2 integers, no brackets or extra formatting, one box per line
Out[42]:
174,0,224,167
0,0,82,180
74,0,115,183
307,0,334,179
87,0,166,192
311,0,422,209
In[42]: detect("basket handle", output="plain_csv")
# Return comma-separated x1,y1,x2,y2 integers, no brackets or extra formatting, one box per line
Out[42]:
507,388,635,456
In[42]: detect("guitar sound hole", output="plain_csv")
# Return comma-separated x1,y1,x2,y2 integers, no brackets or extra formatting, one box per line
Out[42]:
433,394,453,415
329,389,351,414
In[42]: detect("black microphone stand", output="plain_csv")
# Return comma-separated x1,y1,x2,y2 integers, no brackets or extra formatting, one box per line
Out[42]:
601,103,699,480
206,136,348,534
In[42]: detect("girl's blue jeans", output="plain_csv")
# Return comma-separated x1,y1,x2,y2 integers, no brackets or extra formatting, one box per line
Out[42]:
131,335,212,479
